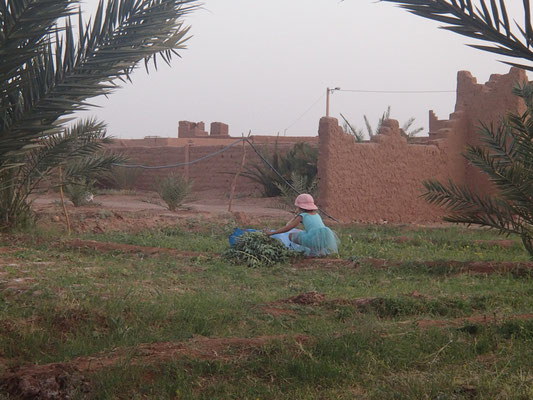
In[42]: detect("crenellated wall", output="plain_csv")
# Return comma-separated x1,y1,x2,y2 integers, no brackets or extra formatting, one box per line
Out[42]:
317,67,528,223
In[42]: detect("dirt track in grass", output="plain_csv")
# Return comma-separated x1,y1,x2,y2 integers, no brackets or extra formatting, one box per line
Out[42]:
58,239,533,274
415,313,533,329
262,292,533,328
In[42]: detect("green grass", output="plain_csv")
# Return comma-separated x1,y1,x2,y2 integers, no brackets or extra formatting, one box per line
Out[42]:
0,222,532,398
337,224,528,262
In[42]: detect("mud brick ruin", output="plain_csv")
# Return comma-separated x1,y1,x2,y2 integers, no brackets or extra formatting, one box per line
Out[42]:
178,121,230,138
110,67,526,223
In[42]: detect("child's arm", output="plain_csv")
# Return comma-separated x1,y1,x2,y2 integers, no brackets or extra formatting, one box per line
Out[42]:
266,215,302,236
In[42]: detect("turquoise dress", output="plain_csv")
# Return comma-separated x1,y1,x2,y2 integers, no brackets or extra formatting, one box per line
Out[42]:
292,213,340,256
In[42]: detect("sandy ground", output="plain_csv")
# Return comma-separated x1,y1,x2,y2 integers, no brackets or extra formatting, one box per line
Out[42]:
29,191,293,233
32,191,291,217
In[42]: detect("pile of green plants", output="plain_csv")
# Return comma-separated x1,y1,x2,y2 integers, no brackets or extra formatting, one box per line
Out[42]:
223,232,296,267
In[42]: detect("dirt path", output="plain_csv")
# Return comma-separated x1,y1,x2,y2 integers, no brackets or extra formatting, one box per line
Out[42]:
358,258,533,275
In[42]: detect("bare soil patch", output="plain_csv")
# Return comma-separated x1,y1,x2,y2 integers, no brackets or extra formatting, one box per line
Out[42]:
63,238,206,258
32,192,291,234
291,258,357,269
263,292,380,313
261,306,298,316
473,239,517,248
1,364,89,400
0,246,26,255
0,335,309,399
361,258,533,275
0,277,37,297
389,236,517,249
416,313,533,329
281,291,327,305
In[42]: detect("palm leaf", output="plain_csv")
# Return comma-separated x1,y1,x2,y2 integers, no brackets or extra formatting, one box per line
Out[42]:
1,0,199,169
381,0,533,70
422,179,525,235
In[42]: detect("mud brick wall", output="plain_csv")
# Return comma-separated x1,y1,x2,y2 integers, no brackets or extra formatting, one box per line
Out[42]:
317,118,466,223
318,67,528,223
109,139,309,196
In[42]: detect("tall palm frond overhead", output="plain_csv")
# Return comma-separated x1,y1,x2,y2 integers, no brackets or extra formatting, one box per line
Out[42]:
379,0,533,71
0,0,199,170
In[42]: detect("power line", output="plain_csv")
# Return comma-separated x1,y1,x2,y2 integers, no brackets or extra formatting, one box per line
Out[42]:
245,139,339,223
114,138,245,169
338,89,455,93
283,93,325,134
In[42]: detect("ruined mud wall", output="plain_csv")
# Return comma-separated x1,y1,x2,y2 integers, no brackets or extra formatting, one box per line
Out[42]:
317,118,466,223
318,67,527,223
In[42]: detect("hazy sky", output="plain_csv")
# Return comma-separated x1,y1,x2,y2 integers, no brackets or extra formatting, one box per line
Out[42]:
77,0,528,138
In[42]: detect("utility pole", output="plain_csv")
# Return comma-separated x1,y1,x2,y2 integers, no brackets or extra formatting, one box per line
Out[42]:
326,87,340,117
326,87,330,117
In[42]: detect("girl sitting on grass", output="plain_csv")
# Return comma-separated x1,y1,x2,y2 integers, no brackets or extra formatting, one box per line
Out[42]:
266,193,340,256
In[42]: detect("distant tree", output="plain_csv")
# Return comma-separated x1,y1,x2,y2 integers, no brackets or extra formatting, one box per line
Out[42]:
341,106,423,141
340,113,365,142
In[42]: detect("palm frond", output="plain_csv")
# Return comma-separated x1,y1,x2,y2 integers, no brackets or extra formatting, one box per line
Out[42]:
422,179,525,235
18,118,125,194
340,113,365,142
63,151,124,182
0,0,76,84
381,0,533,70
1,0,199,169
464,144,533,207
363,115,374,137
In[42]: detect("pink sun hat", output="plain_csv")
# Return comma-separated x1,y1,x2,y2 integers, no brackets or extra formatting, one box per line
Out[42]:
294,193,318,210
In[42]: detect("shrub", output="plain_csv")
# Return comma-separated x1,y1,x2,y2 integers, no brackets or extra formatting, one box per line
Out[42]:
243,140,318,197
223,232,295,267
65,179,94,207
156,174,192,211
275,172,318,211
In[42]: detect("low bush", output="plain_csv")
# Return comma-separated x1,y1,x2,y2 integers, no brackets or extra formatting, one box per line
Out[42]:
65,179,94,207
156,174,193,211
243,141,317,197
